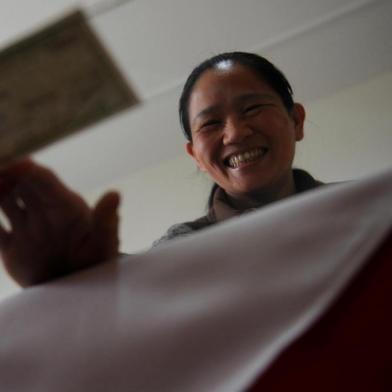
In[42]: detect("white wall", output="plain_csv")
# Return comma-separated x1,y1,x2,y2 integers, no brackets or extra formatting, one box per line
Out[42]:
1,70,391,299
295,70,392,181
86,154,212,253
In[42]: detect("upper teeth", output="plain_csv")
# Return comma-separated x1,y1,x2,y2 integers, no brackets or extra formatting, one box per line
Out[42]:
228,148,265,168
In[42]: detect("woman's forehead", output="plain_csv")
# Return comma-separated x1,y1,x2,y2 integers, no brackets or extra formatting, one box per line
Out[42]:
189,65,277,113
192,65,274,98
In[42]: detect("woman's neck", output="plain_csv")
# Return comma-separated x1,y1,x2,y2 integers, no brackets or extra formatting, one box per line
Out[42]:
225,173,297,211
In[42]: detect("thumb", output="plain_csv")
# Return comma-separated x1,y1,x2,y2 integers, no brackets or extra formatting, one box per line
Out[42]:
92,191,121,258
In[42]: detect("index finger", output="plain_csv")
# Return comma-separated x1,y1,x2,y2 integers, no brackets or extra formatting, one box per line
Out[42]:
0,158,35,197
0,157,35,178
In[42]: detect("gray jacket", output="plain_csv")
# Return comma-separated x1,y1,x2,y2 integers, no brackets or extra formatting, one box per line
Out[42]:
153,169,323,247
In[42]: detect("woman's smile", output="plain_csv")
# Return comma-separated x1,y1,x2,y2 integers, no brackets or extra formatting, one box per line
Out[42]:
224,147,268,169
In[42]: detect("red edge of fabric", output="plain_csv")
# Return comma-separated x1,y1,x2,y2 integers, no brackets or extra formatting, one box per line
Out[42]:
247,230,392,392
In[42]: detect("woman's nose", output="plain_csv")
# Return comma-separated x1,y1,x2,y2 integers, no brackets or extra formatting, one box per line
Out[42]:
222,117,253,145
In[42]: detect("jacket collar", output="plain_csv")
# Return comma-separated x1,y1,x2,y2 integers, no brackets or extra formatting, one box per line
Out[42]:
208,169,323,223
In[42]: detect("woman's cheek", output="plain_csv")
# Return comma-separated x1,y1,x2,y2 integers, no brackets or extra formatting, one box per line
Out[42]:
265,112,289,129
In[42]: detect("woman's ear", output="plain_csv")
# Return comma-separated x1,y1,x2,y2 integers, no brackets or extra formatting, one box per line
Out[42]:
291,103,306,141
185,142,207,172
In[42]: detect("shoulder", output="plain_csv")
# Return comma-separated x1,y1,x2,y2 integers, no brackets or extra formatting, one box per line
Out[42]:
293,169,324,193
152,215,212,247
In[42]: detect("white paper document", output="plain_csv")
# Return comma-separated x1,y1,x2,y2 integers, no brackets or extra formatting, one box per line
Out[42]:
0,169,391,391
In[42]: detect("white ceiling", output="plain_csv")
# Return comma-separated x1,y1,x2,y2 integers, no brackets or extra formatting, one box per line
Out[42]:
1,0,391,192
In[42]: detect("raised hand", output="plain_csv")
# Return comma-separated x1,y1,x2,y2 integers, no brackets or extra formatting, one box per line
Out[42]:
0,159,120,287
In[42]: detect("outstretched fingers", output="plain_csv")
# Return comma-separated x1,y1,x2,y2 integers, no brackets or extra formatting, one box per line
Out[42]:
20,162,87,207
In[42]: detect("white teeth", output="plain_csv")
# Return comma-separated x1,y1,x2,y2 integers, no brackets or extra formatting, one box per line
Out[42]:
228,148,265,168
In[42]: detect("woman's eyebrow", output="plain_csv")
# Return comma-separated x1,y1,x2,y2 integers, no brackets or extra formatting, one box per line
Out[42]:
234,93,276,103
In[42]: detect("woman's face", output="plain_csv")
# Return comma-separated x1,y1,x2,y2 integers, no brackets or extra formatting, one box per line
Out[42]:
186,63,305,198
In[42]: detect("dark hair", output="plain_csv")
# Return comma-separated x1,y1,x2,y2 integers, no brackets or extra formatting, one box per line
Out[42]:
179,51,295,142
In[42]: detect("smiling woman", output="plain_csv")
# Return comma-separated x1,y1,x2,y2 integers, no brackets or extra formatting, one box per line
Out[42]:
154,52,323,245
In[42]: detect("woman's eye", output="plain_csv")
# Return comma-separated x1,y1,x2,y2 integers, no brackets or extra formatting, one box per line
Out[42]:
244,104,263,114
200,120,220,130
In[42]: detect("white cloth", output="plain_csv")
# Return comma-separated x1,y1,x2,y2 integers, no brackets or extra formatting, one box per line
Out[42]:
0,169,391,392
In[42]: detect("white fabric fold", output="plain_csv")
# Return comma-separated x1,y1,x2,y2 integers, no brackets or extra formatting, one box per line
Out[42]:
0,169,391,392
